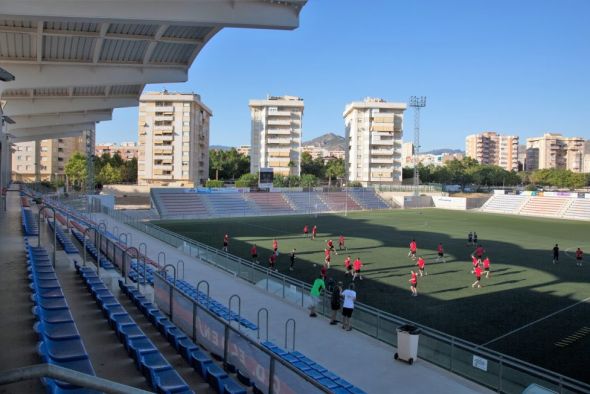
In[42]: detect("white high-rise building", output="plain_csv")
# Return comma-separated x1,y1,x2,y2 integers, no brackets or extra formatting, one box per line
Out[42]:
525,133,585,173
249,96,304,176
343,98,406,185
138,91,212,187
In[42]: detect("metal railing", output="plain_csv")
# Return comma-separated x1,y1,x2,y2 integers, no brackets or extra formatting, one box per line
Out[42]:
0,364,151,394
47,195,590,394
152,270,330,394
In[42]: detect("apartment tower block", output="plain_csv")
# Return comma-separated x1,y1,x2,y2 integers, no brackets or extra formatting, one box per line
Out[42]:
138,91,211,186
344,98,406,185
465,132,519,171
249,96,304,177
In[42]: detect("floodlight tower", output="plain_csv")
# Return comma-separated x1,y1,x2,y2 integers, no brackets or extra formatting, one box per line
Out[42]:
409,96,426,196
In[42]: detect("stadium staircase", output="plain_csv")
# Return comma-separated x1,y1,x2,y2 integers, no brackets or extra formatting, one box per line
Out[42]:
318,192,362,212
562,198,590,221
519,196,571,218
348,189,390,210
243,192,294,215
283,191,329,213
479,194,530,214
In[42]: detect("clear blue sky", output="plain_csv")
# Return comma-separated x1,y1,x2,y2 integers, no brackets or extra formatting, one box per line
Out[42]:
96,0,590,151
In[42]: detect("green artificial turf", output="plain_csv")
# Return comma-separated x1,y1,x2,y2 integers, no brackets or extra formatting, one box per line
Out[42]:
154,209,590,382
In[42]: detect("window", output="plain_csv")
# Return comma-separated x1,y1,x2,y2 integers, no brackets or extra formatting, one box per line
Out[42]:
41,147,48,152
183,121,190,126
183,103,190,107
41,157,48,162
17,165,23,170
17,156,22,160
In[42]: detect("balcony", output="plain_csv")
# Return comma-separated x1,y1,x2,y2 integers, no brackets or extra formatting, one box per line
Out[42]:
152,174,172,179
267,128,292,135
154,135,174,142
267,119,292,126
155,115,174,121
153,146,173,153
268,110,291,117
370,157,393,164
154,106,174,112
267,138,292,144
371,137,395,146
153,164,173,170
154,125,173,132
371,148,394,156
371,124,395,132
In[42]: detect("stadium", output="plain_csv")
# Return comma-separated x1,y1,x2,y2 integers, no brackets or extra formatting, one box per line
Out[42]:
1,1,589,394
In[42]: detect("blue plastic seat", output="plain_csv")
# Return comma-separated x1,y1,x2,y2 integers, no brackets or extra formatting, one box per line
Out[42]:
177,338,199,361
153,368,193,394
118,323,144,343
206,363,229,394
39,339,88,362
318,377,339,390
127,337,156,362
190,349,213,378
223,379,247,394
37,296,68,310
34,321,80,341
35,306,74,324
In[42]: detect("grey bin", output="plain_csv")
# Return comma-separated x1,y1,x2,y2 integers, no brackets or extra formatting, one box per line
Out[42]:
394,324,421,365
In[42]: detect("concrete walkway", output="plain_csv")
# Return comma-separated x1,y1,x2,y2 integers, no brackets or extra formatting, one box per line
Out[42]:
95,213,491,394
0,189,45,394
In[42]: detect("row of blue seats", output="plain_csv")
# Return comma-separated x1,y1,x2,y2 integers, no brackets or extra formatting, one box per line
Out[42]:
22,208,39,236
118,280,247,394
47,218,79,254
74,262,194,394
261,342,366,394
26,241,99,394
172,279,258,331
129,261,155,285
71,229,115,269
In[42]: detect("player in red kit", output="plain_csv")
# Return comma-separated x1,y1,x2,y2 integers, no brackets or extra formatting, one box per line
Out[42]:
303,225,309,238
436,243,445,263
353,257,363,281
473,244,485,263
576,248,583,267
471,255,480,273
338,235,345,251
324,248,331,268
268,253,277,271
312,225,317,240
408,240,417,260
483,257,491,278
409,271,418,296
223,233,229,252
344,256,352,275
327,239,337,255
472,266,483,288
250,244,258,264
416,257,427,276
272,238,278,255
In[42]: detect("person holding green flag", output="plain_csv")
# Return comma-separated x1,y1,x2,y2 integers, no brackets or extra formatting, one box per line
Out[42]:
309,275,326,317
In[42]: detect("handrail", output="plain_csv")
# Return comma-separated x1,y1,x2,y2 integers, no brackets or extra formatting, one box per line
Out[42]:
138,242,147,260
228,294,241,331
137,255,147,290
197,280,210,309
158,251,166,268
284,318,295,352
0,364,151,394
82,226,93,267
176,259,185,280
118,232,128,246
123,246,139,285
257,307,269,341
38,205,57,267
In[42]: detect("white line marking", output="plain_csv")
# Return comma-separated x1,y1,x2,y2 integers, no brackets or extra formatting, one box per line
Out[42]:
482,296,590,347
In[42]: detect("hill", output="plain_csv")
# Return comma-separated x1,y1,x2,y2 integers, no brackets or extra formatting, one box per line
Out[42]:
303,132,345,151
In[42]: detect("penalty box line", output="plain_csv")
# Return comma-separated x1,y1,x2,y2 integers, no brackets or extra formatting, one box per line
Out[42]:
481,296,590,347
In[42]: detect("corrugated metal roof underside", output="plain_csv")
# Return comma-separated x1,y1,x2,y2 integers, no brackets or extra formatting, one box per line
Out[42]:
0,19,35,29
44,21,99,33
43,35,95,61
100,38,148,63
110,84,142,96
162,25,213,40
150,42,197,64
33,87,70,96
0,31,36,59
73,86,106,96
107,23,158,37
1,89,31,98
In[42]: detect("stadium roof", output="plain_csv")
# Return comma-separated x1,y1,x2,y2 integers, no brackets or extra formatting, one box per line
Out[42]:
0,0,307,142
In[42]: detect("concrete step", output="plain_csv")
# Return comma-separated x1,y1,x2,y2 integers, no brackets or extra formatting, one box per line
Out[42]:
53,255,151,390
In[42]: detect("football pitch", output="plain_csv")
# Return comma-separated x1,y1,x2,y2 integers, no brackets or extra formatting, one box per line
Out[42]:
154,209,590,382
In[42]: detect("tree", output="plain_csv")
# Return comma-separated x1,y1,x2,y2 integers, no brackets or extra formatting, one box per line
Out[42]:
300,174,318,188
96,163,122,185
209,150,224,180
325,158,345,186
208,149,250,180
64,153,87,190
121,157,138,183
235,173,258,188
301,152,325,178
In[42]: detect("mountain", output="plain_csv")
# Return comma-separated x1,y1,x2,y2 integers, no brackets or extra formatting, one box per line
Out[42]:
422,148,464,155
303,132,346,151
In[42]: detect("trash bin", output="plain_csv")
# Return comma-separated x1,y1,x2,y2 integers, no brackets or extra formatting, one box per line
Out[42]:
394,324,420,365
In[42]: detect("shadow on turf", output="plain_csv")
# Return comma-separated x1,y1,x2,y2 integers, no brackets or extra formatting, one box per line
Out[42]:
157,213,590,384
